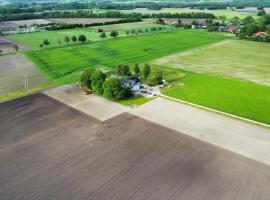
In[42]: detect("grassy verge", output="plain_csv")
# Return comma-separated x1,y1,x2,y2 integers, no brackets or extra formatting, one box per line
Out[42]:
117,96,152,106
161,70,270,125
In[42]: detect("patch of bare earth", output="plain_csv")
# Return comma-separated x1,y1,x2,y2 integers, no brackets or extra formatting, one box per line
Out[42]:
0,54,50,97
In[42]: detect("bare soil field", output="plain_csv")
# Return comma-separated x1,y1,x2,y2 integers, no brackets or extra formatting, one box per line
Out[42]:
0,93,270,200
49,18,121,25
0,54,50,99
0,19,51,31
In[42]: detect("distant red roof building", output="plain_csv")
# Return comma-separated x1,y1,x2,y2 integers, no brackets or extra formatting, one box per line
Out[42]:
255,32,267,36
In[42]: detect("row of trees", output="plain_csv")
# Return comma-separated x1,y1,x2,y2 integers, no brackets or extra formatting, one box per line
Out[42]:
116,64,163,86
99,30,119,39
40,34,87,48
80,69,132,100
126,26,166,35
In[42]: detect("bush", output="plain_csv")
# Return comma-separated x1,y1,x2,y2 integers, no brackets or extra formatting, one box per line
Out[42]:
97,28,103,32
103,78,130,100
91,70,106,95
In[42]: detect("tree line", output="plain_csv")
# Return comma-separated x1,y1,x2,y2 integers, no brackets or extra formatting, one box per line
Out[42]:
0,10,216,21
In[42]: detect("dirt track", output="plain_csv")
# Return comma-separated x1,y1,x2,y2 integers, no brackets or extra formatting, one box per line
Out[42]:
1,93,270,200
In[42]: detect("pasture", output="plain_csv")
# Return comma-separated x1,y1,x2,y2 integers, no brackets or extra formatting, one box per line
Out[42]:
154,39,270,87
6,20,171,49
161,70,270,125
26,29,227,84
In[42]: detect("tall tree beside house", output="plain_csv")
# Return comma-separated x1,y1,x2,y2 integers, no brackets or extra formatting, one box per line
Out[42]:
103,78,128,100
143,64,151,78
78,34,86,43
64,35,70,44
91,70,106,95
133,64,140,75
122,65,130,75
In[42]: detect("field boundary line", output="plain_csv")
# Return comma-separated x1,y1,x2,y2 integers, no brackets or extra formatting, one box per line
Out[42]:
159,94,270,129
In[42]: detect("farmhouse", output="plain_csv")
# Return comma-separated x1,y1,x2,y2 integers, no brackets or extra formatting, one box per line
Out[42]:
255,31,267,36
121,76,141,92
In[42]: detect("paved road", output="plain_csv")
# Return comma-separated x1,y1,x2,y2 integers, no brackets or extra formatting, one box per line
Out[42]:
130,97,270,166
1,94,270,199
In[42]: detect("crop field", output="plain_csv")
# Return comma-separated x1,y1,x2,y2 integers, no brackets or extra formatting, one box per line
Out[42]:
6,20,171,49
154,40,270,87
98,7,260,19
49,18,121,25
26,30,227,84
161,69,270,125
0,54,51,102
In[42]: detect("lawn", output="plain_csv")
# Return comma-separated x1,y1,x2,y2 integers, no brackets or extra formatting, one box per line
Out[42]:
162,70,270,125
6,21,172,49
154,39,270,87
26,29,228,84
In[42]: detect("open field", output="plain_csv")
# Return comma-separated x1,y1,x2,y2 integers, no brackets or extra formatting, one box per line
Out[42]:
154,40,270,87
161,70,270,125
49,18,121,24
26,30,227,84
98,7,261,19
6,20,171,49
0,36,31,53
7,28,100,49
1,93,270,199
0,54,51,102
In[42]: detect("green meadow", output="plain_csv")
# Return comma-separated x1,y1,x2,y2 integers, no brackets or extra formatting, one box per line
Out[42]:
161,70,270,125
26,29,227,84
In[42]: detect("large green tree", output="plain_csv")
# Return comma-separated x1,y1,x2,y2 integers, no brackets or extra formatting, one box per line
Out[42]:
103,78,129,100
91,70,106,95
80,69,95,91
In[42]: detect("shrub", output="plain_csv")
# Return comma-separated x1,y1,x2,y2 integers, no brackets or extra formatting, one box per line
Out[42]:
133,64,140,75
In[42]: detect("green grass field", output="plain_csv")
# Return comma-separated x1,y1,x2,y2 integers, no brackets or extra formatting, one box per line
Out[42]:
26,29,228,84
161,70,270,125
154,39,270,87
7,21,171,49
